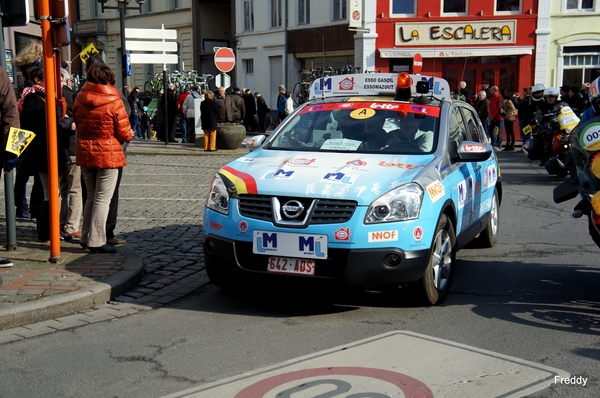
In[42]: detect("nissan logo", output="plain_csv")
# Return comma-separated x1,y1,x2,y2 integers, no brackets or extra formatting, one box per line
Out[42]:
282,200,305,219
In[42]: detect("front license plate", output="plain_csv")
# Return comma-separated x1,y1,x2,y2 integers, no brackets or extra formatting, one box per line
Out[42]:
267,257,315,276
253,230,328,259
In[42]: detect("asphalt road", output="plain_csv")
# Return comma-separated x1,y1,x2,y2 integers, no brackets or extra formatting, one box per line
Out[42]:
0,150,598,398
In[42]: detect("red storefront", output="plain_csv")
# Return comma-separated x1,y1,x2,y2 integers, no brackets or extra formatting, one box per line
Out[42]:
374,0,539,102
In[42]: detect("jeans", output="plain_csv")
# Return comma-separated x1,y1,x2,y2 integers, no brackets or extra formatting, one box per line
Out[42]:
178,114,187,142
130,113,143,139
489,119,504,148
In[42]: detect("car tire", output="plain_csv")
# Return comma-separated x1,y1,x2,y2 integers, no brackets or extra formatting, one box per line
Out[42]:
418,214,456,306
475,189,500,248
205,255,241,290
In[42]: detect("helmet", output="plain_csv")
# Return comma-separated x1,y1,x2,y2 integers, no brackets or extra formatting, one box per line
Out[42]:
531,83,546,101
544,87,559,97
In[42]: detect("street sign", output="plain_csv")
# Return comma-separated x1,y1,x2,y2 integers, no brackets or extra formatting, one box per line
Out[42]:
413,53,423,74
125,25,178,66
215,73,231,89
214,47,236,73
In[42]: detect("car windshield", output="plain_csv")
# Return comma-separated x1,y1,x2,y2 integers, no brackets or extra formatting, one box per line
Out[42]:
267,101,440,154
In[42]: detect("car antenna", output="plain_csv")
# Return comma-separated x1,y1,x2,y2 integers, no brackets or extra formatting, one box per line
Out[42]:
321,33,325,100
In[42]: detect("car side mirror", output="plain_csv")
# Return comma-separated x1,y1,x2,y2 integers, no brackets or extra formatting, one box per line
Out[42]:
456,141,493,162
243,134,266,151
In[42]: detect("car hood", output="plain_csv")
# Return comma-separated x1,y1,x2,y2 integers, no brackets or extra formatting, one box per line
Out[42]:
219,150,436,204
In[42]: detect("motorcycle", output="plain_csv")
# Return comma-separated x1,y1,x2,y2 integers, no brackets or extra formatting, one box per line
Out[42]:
523,104,579,176
553,114,600,249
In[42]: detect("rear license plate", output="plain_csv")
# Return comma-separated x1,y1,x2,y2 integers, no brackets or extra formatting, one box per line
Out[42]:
267,257,315,276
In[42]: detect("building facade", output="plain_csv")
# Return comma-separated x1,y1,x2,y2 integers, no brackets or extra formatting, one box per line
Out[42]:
235,0,376,109
374,0,538,100
537,0,600,90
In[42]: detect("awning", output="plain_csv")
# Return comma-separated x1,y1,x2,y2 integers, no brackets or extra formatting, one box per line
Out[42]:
379,46,534,58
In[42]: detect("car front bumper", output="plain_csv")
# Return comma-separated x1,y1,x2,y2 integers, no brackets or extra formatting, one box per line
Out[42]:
203,234,431,287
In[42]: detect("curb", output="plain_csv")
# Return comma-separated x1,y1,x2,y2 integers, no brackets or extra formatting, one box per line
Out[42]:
0,247,144,330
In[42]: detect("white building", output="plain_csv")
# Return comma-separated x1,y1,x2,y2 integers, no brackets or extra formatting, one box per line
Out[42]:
234,0,376,109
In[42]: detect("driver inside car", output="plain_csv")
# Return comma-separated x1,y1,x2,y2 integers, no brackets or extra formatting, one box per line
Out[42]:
381,114,434,152
335,112,380,150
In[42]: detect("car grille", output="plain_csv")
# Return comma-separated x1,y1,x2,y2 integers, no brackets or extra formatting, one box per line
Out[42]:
238,195,357,225
234,241,349,278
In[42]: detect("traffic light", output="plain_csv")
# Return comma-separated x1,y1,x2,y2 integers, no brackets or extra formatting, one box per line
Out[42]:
33,0,69,21
0,0,29,27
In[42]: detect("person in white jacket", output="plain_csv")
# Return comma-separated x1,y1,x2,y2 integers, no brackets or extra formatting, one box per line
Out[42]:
284,91,294,117
182,85,203,144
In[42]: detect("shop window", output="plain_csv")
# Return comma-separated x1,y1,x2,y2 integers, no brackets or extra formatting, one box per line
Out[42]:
500,56,518,63
271,0,282,27
499,68,515,94
298,0,310,25
496,0,521,12
391,0,416,16
244,0,254,31
481,57,498,64
443,0,467,15
333,0,347,20
565,0,595,11
442,58,459,65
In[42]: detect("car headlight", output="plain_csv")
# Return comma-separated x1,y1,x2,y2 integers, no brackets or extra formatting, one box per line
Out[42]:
365,183,423,224
206,173,231,215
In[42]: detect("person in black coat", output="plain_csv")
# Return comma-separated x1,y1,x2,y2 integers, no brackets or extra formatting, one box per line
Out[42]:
201,90,220,151
19,66,74,242
254,91,270,132
243,88,257,132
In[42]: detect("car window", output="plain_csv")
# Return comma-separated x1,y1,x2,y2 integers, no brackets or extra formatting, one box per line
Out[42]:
461,105,485,143
268,101,440,154
448,106,468,158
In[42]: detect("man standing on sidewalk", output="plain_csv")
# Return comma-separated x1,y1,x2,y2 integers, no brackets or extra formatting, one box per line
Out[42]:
0,66,21,267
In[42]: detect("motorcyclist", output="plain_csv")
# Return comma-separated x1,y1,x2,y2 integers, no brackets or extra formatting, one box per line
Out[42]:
535,87,560,166
516,83,546,144
580,77,600,123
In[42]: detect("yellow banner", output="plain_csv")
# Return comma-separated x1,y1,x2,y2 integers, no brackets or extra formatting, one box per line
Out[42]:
6,127,36,157
79,43,100,64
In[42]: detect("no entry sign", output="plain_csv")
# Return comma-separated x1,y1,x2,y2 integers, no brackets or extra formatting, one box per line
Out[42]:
413,53,423,74
214,47,236,73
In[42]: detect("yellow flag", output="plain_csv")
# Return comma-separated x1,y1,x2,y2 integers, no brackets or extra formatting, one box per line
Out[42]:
79,43,100,64
6,127,36,157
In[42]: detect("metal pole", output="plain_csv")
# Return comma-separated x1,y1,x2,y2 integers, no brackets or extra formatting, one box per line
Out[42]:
40,0,61,261
0,10,17,250
119,1,128,96
164,70,168,145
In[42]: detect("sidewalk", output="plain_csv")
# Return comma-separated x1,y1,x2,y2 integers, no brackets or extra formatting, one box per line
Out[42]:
0,138,251,331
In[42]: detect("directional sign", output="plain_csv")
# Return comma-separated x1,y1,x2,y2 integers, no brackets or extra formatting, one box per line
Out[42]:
125,26,178,65
214,47,236,73
215,73,231,89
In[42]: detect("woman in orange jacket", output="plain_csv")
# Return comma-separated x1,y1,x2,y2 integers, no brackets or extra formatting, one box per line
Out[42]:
73,63,133,253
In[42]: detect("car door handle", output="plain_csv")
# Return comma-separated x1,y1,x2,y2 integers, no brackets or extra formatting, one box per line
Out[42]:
475,165,481,171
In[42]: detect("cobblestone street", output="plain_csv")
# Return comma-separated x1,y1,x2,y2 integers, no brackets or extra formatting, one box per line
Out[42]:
109,152,240,303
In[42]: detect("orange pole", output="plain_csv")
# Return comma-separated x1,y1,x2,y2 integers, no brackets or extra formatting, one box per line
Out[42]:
40,1,61,261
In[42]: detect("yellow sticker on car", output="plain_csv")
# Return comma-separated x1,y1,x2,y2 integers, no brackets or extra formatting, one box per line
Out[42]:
426,180,445,203
350,108,376,119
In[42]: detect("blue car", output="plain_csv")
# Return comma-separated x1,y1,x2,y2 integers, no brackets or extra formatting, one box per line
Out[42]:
203,73,502,305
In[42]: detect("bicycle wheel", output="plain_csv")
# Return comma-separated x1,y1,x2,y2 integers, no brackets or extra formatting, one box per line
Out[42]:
292,82,304,106
143,81,154,97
